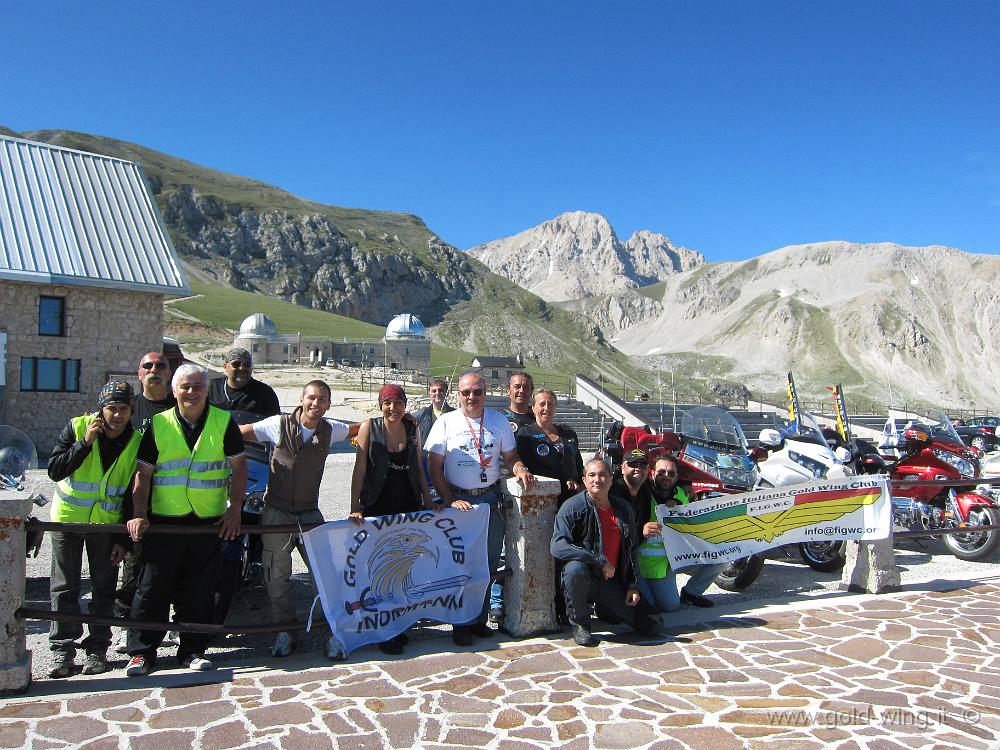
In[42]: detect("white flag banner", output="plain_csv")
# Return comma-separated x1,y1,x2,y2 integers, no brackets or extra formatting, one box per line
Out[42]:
302,504,490,655
655,475,892,566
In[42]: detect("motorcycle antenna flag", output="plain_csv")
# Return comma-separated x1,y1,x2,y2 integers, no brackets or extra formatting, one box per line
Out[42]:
786,372,802,433
826,384,852,443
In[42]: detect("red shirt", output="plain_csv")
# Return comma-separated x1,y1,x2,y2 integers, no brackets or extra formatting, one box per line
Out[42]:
596,505,621,567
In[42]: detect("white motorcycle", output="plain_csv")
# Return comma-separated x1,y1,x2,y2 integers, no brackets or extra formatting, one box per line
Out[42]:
754,412,855,572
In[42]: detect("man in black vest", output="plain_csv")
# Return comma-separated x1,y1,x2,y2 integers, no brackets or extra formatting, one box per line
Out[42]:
239,380,358,658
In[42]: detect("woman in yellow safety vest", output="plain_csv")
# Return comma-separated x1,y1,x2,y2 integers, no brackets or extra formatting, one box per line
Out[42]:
46,380,140,678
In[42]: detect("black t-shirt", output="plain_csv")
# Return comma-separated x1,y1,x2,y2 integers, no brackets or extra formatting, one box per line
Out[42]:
514,423,583,503
208,376,280,417
131,393,177,432
502,407,535,435
136,406,245,467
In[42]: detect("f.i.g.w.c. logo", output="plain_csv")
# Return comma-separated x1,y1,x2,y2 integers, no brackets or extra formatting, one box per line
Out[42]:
342,511,470,629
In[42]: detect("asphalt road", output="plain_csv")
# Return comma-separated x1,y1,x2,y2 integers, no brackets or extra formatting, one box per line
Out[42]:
22,450,1000,680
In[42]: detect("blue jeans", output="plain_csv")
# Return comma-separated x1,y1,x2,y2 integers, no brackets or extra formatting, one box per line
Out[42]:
638,562,727,613
451,484,504,625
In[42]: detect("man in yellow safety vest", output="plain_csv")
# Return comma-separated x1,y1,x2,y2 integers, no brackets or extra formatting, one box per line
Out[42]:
124,363,247,676
46,380,140,678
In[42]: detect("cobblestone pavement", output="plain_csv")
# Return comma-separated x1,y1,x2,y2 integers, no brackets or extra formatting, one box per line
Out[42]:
2,582,997,749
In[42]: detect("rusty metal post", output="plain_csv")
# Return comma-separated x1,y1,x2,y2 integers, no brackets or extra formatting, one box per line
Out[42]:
499,475,561,637
0,473,39,694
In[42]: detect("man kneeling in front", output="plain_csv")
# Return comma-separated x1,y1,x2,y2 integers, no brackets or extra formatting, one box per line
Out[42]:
550,457,662,646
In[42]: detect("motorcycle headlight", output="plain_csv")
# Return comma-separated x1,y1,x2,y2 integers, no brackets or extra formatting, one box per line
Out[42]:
245,491,266,514
685,453,712,477
788,450,828,478
932,449,975,479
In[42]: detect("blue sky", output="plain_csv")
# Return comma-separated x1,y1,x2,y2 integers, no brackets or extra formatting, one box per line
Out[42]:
3,1,998,260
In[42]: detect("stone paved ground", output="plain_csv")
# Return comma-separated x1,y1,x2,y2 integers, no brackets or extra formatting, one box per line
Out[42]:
2,583,998,749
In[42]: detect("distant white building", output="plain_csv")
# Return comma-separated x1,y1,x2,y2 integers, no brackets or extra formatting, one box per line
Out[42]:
234,312,431,372
233,313,300,364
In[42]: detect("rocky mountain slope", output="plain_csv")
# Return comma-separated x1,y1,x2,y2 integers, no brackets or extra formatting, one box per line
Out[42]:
468,211,704,302
574,241,1000,407
12,129,644,382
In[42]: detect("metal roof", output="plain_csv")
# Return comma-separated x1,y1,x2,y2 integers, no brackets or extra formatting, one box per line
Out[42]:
0,134,189,295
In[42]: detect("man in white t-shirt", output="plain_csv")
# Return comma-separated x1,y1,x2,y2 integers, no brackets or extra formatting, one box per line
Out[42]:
239,380,358,658
425,372,536,646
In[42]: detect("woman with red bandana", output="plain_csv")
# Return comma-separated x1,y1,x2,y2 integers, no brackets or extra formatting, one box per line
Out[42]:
348,384,437,654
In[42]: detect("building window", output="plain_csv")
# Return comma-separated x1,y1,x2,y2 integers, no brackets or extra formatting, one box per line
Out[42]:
369,347,375,354
491,370,499,379
20,357,80,392
39,296,65,336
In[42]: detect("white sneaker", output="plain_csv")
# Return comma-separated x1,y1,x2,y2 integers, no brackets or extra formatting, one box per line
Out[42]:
271,631,294,657
181,654,214,671
163,630,180,646
324,636,347,661
113,629,130,654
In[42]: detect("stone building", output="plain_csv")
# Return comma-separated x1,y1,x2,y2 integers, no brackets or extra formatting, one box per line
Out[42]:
0,135,189,453
471,355,525,388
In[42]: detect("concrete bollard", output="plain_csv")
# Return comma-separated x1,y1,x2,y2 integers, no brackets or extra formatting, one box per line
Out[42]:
0,483,36,694
500,475,561,637
839,532,901,594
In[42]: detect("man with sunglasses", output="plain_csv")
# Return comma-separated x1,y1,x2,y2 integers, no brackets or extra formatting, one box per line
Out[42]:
611,449,655,521
639,455,725,611
425,372,536,646
208,348,280,418
112,352,180,653
132,352,176,432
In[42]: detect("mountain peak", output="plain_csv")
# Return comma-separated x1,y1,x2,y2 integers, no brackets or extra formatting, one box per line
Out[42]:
469,211,704,302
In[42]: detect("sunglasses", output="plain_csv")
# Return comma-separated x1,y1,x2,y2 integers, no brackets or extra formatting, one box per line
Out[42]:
459,388,485,397
655,469,678,478
141,361,168,370
625,460,648,467
228,361,251,369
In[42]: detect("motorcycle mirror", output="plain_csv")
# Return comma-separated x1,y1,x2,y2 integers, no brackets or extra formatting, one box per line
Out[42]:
758,428,783,448
834,446,852,463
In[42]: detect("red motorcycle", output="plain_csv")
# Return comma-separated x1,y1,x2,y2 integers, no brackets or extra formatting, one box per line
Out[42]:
874,411,1000,561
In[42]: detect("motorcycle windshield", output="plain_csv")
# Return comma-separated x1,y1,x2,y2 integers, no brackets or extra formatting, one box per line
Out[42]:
782,412,828,447
680,407,757,488
912,410,966,447
680,406,749,450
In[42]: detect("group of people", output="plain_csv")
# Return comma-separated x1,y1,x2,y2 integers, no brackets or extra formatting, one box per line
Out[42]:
45,352,720,677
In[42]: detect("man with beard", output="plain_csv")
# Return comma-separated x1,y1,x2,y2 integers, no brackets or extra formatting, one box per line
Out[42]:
46,380,141,677
208,347,280,417
639,455,725,611
131,351,176,431
239,380,358,658
113,352,179,654
611,449,654,520
550,457,661,646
